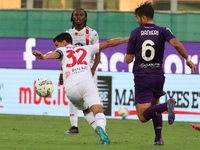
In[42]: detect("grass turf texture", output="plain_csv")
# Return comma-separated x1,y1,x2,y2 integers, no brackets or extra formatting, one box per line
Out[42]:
0,114,200,150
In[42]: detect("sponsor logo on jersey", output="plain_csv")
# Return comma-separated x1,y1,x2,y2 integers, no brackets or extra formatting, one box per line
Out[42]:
72,66,88,74
74,42,83,46
74,32,84,36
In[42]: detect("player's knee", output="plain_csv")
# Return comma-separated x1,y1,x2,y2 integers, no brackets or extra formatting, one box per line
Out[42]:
83,107,91,116
93,109,103,116
138,116,148,123
90,105,103,116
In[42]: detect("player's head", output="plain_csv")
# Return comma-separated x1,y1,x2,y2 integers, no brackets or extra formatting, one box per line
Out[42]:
135,1,154,26
53,32,72,48
70,8,87,28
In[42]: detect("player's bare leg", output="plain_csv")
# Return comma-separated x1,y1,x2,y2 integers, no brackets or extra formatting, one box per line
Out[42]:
136,102,152,122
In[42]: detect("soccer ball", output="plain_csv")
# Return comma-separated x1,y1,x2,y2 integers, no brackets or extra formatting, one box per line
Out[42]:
118,106,129,117
35,78,54,97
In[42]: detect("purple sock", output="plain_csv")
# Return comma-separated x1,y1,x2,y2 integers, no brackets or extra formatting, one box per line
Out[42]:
143,101,168,121
152,114,163,141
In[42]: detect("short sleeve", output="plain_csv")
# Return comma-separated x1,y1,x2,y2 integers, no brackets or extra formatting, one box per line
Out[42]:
55,49,63,59
163,28,176,42
126,30,136,55
91,30,99,44
88,44,100,55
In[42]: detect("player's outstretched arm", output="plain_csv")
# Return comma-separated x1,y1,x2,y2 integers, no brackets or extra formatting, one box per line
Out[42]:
32,50,60,60
100,37,129,50
169,38,196,73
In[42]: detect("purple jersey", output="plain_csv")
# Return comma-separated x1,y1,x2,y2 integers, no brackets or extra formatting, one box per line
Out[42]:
127,23,175,76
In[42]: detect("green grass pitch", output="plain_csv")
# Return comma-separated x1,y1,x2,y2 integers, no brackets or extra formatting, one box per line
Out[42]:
0,114,200,150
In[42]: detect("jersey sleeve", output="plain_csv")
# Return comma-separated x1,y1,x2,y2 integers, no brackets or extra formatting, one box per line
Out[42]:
163,28,176,42
55,48,63,59
88,43,100,55
126,30,136,55
91,30,99,44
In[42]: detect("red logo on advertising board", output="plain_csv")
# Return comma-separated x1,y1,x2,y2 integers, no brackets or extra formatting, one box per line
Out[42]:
19,81,68,106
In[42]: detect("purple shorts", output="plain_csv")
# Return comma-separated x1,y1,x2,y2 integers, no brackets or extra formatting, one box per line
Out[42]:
134,76,166,105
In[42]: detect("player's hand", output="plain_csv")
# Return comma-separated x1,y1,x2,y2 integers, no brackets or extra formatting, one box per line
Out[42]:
186,61,196,73
32,50,44,60
59,73,63,85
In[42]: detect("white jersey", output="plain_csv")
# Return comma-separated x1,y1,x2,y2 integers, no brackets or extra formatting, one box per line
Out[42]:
56,44,100,90
65,26,99,66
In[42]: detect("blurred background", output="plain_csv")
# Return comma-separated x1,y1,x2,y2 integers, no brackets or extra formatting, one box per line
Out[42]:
0,0,200,41
1,0,200,11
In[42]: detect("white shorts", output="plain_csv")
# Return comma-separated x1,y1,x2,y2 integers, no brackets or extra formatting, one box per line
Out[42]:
65,80,103,110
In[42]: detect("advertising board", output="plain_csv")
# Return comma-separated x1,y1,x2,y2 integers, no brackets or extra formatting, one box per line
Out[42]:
0,69,199,122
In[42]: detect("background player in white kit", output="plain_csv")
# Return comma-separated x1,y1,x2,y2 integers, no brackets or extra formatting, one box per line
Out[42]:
32,32,129,145
59,8,100,134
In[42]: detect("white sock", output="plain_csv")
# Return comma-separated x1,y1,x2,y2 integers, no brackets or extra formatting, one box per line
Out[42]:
84,112,97,129
69,102,78,127
94,113,107,131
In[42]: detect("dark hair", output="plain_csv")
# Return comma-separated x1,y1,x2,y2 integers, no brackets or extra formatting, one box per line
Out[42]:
70,8,87,28
135,1,154,20
53,32,72,44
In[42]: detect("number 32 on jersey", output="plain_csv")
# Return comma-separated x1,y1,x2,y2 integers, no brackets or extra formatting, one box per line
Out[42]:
66,48,88,67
